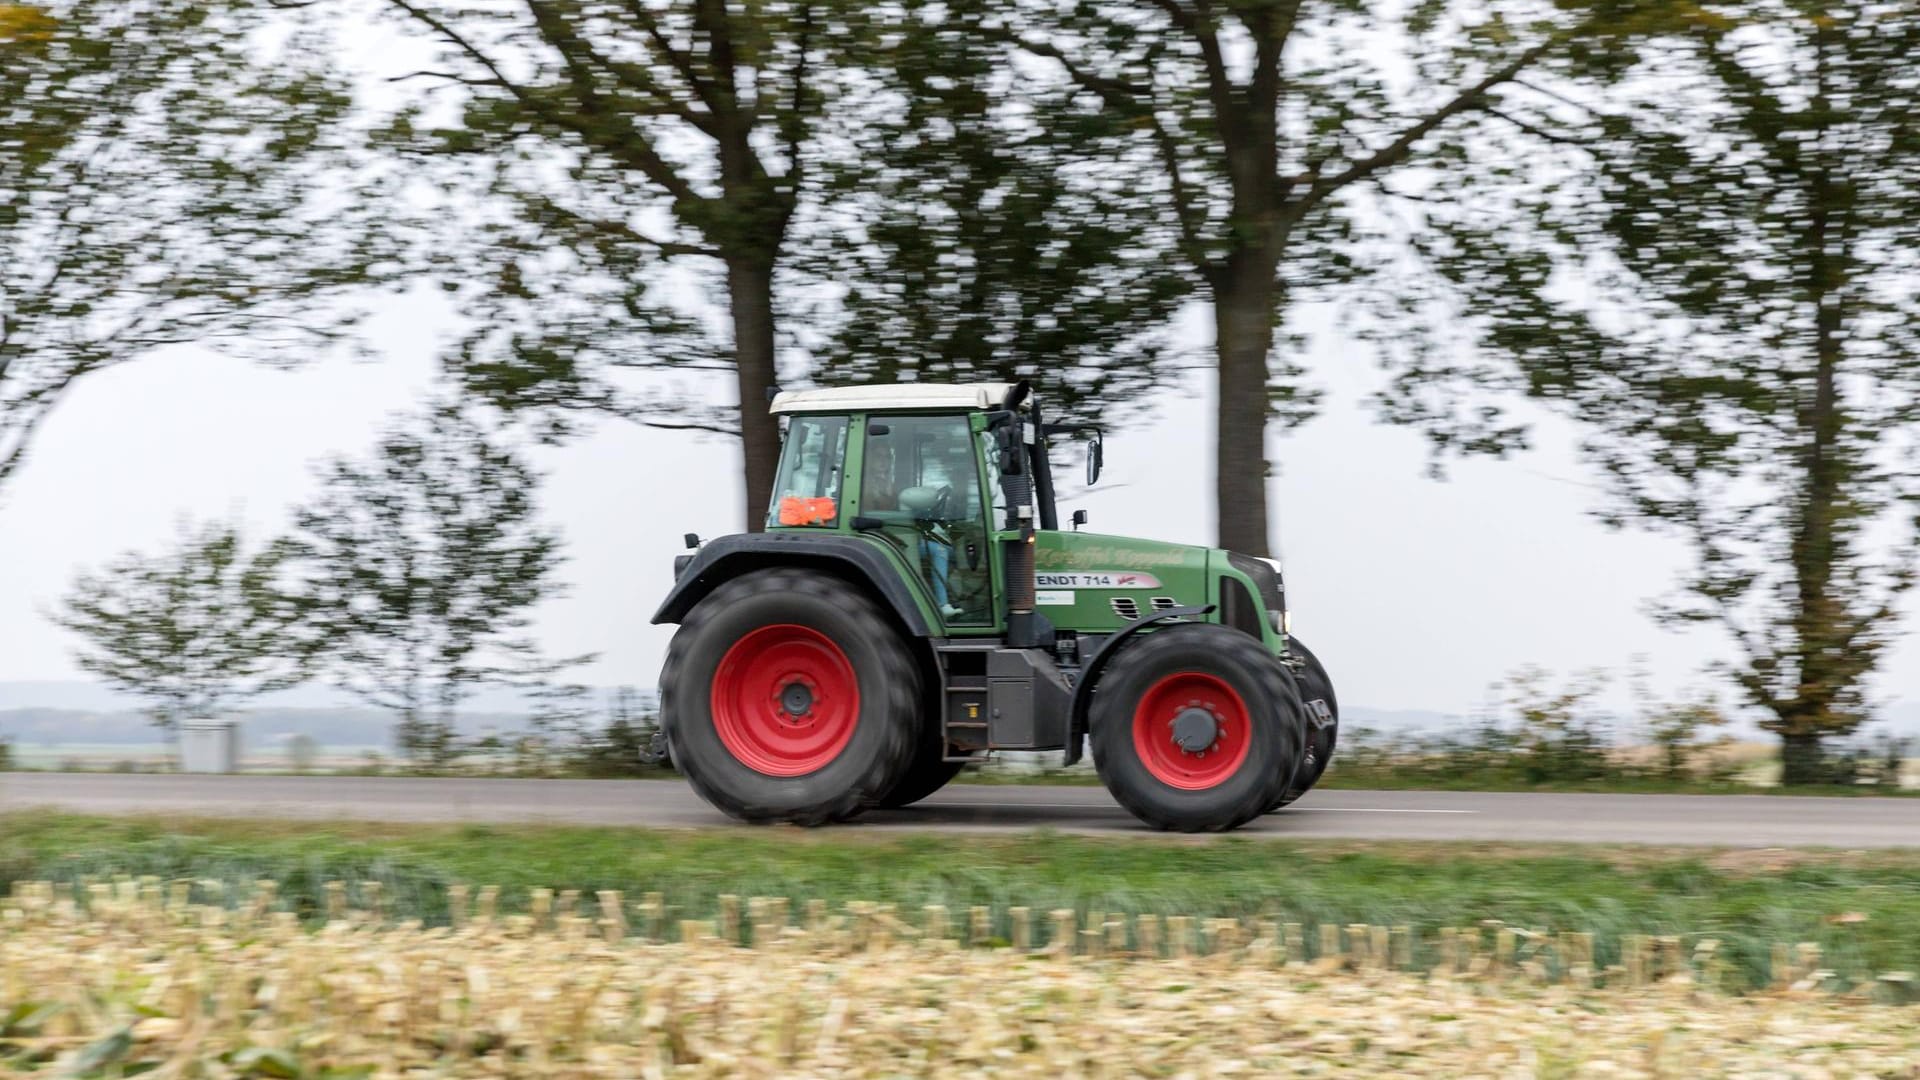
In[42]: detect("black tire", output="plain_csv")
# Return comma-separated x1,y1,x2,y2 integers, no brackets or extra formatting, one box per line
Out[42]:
876,739,968,809
1090,623,1303,832
1271,635,1338,810
660,568,920,825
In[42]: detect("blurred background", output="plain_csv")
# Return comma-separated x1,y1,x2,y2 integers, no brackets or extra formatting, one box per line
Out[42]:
3,0,1916,787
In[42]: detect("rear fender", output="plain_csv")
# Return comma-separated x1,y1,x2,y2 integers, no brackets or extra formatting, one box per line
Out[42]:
652,533,934,637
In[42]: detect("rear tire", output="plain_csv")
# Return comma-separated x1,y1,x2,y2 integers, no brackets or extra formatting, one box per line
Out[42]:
1271,635,1338,810
1091,623,1302,832
876,739,968,809
660,568,919,825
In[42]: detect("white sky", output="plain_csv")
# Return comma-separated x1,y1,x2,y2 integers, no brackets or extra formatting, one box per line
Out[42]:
8,284,1916,724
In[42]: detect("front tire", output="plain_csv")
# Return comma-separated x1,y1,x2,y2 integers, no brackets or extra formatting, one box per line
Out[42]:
1091,623,1302,832
1271,635,1338,810
660,569,919,825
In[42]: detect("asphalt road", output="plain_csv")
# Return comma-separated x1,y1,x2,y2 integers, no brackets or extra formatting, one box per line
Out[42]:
4,772,1919,846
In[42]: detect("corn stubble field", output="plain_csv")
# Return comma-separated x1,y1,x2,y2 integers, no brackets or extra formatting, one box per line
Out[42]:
4,881,1917,1078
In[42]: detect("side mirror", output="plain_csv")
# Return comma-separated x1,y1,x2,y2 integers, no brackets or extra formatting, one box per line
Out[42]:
683,532,701,550
1086,435,1104,486
1071,509,1089,531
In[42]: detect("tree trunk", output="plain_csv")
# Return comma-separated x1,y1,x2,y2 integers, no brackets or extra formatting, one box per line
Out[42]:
1776,66,1854,782
1779,730,1828,786
1212,254,1278,556
727,256,781,532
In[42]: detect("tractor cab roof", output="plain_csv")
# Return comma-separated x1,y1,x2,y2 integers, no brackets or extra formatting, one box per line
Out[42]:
768,382,1025,415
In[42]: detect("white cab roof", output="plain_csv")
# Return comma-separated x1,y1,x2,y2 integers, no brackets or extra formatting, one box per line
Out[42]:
769,382,1020,415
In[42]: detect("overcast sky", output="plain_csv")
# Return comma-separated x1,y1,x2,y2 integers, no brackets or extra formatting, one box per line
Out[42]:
7,280,1917,726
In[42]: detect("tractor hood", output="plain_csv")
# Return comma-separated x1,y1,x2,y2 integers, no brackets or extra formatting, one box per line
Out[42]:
1031,531,1212,632
1032,531,1284,645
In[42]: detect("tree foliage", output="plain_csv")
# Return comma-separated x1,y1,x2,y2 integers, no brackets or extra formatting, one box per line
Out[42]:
1381,1,1920,781
50,521,314,733
0,0,384,491
289,407,589,764
981,0,1683,554
369,0,858,529
804,3,1189,425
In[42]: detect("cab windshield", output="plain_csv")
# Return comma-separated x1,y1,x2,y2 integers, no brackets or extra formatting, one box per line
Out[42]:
767,415,848,527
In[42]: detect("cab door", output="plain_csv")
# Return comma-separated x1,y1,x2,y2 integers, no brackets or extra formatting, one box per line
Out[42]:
859,414,995,627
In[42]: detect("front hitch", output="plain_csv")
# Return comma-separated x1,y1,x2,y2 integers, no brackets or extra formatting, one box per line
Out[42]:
640,728,674,768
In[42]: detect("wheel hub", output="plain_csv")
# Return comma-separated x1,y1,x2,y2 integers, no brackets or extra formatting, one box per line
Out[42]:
779,680,814,719
1170,706,1220,753
1130,671,1252,791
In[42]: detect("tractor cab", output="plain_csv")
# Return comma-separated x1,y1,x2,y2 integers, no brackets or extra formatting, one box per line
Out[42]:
762,381,1097,637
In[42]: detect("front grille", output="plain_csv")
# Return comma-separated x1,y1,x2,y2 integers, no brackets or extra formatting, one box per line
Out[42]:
1225,552,1285,615
1110,597,1141,620
1218,576,1263,639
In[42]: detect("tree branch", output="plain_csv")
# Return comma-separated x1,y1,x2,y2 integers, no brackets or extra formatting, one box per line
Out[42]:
625,1,723,117
1288,38,1558,211
1179,0,1245,158
641,417,737,435
1486,106,1592,149
525,0,718,136
780,1,812,191
1147,107,1216,274
988,29,1144,107
385,0,706,207
531,195,718,258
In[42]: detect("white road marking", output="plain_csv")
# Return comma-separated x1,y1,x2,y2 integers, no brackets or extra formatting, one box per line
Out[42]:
924,800,1477,815
925,802,1124,811
1306,808,1478,815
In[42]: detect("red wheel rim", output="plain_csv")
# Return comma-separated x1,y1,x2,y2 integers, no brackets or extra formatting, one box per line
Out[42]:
711,624,861,777
1131,671,1252,790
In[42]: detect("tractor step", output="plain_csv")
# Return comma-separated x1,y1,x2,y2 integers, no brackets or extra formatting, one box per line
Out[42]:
934,642,1072,753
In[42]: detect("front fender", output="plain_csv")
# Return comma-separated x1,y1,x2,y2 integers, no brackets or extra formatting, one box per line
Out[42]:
1062,604,1214,766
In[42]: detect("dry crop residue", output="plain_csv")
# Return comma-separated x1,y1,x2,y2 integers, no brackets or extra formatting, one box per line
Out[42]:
2,884,1916,1077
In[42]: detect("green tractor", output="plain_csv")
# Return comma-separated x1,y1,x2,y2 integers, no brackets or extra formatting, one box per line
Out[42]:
654,382,1337,832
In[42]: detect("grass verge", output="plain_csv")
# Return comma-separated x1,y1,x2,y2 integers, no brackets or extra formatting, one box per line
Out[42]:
5,812,1920,991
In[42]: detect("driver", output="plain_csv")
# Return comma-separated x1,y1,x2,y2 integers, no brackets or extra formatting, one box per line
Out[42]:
864,428,963,620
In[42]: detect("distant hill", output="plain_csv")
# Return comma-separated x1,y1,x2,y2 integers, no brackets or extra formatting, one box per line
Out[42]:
0,706,560,750
0,680,605,714
0,682,661,752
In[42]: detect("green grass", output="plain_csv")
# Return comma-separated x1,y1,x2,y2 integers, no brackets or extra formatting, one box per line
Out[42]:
4,812,1919,989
